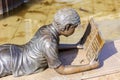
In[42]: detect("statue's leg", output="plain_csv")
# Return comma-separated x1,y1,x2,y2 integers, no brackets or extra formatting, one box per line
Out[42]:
0,45,12,77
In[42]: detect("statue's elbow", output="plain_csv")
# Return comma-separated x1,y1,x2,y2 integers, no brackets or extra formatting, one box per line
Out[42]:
54,65,69,75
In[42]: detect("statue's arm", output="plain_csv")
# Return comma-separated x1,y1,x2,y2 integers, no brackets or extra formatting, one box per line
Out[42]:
54,61,99,75
59,44,83,51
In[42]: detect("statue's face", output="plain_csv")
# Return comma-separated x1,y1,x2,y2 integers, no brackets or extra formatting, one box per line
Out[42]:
60,24,78,37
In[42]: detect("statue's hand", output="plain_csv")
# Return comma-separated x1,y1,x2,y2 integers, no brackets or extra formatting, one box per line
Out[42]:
89,60,99,69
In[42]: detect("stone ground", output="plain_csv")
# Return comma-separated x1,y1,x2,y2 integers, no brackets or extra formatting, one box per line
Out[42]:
0,0,120,80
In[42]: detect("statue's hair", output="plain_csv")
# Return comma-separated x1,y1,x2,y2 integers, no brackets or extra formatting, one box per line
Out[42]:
52,8,80,30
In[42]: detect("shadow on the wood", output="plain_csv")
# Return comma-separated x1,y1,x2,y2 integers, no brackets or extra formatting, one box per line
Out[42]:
98,41,117,67
59,49,78,65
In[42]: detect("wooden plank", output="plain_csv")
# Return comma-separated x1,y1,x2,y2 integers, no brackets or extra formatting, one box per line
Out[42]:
0,0,3,14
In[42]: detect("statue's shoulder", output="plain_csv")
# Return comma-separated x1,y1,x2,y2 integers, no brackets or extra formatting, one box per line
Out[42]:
38,25,46,30
36,25,50,33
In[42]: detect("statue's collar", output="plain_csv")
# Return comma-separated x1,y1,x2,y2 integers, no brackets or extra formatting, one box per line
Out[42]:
47,24,59,40
50,23,59,35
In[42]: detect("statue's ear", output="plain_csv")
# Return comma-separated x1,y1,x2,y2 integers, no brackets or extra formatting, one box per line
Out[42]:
60,23,72,31
60,28,65,32
65,24,72,31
